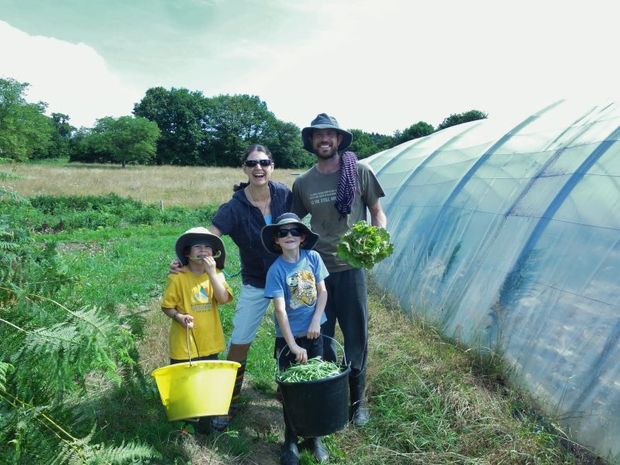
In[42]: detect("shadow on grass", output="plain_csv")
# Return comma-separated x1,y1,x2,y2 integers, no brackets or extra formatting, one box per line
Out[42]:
81,376,190,464
80,370,285,464
60,163,139,170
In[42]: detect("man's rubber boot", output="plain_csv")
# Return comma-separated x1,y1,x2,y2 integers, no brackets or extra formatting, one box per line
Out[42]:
351,401,370,426
349,370,370,426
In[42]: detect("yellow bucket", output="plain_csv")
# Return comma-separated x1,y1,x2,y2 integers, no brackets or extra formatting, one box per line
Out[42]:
151,360,240,421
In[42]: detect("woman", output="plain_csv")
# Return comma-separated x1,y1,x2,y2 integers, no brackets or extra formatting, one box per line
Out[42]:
173,144,291,430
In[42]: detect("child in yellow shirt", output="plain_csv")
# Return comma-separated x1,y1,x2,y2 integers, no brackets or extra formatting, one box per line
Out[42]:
162,227,233,361
161,227,233,433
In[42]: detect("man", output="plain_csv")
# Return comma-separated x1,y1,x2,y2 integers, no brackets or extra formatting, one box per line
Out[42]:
291,113,387,428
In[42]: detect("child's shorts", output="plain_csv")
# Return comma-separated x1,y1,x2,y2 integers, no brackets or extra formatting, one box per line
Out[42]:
169,353,218,365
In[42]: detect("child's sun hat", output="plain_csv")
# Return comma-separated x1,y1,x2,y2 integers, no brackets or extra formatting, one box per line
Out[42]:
260,212,319,255
175,227,226,269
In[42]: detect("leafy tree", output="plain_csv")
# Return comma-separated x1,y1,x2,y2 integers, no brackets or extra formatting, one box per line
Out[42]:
69,116,160,167
32,112,75,159
51,113,74,139
349,129,395,159
69,127,108,163
0,78,53,161
133,87,208,165
102,116,160,167
262,119,313,169
393,121,434,146
436,109,487,131
202,94,275,166
201,94,263,166
135,87,312,168
203,94,311,168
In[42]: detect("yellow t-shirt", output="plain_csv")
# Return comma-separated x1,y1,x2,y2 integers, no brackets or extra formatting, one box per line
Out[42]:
161,268,233,360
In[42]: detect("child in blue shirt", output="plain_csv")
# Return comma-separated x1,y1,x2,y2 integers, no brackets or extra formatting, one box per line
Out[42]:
261,213,329,465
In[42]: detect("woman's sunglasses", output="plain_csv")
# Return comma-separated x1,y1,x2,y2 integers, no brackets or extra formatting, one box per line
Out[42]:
244,159,273,167
277,228,302,238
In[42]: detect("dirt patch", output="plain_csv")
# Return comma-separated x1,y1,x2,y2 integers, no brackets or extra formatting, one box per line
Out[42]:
56,241,106,254
232,386,283,465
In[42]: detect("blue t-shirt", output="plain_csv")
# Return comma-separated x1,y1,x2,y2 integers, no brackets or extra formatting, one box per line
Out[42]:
264,249,329,337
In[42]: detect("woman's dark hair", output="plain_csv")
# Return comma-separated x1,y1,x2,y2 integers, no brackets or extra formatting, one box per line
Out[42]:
241,144,273,163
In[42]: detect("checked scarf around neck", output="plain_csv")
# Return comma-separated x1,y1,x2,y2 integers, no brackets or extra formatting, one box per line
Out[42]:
335,151,358,217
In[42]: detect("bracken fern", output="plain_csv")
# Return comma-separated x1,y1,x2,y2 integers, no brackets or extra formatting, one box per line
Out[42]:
1,200,157,464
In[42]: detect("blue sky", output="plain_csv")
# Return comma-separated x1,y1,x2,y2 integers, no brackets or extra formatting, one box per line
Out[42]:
1,0,618,134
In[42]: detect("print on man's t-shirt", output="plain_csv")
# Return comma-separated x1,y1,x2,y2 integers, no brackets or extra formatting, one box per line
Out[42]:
308,189,337,206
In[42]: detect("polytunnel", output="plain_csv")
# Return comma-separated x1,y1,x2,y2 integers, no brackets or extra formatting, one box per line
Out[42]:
365,100,620,463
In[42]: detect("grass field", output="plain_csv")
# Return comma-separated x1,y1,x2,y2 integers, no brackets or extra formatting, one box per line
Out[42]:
1,160,608,465
1,160,299,207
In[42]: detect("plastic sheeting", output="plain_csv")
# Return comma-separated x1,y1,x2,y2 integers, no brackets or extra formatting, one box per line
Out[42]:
367,100,620,462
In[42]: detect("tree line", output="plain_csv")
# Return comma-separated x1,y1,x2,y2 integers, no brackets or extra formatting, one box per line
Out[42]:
0,77,487,168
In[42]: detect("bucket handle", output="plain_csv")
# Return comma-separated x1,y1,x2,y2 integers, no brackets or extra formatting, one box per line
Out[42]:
185,326,199,366
276,335,347,371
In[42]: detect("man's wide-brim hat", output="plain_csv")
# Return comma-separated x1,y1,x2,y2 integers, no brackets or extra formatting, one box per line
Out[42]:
301,113,353,153
261,213,319,255
175,227,226,269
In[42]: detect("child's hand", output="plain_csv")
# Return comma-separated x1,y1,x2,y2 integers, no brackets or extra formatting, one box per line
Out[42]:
203,256,217,274
177,314,194,329
306,321,321,339
291,345,308,364
169,259,184,274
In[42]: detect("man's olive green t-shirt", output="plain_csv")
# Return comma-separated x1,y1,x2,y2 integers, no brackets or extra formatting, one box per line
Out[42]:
291,161,385,273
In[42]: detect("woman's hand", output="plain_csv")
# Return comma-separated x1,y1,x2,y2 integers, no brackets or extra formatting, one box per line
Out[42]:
169,258,183,274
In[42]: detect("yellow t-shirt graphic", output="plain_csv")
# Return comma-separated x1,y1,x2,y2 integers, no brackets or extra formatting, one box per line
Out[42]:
192,284,211,311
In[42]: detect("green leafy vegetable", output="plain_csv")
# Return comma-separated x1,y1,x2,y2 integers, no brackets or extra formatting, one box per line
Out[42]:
337,221,394,269
277,357,342,383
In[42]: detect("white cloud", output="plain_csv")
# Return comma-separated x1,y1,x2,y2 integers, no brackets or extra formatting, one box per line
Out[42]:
225,0,620,133
0,20,142,128
2,0,620,134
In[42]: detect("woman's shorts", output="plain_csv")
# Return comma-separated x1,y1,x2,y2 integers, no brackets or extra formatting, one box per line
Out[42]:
230,283,272,345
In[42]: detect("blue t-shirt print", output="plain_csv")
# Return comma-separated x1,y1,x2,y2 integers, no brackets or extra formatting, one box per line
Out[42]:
286,269,317,309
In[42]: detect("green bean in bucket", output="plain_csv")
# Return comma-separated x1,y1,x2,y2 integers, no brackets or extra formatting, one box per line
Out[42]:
277,357,342,383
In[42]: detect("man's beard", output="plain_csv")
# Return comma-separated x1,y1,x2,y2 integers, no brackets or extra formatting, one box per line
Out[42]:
315,147,339,159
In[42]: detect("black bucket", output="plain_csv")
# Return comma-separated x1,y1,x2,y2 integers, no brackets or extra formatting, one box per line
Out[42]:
276,340,350,437
277,365,350,437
